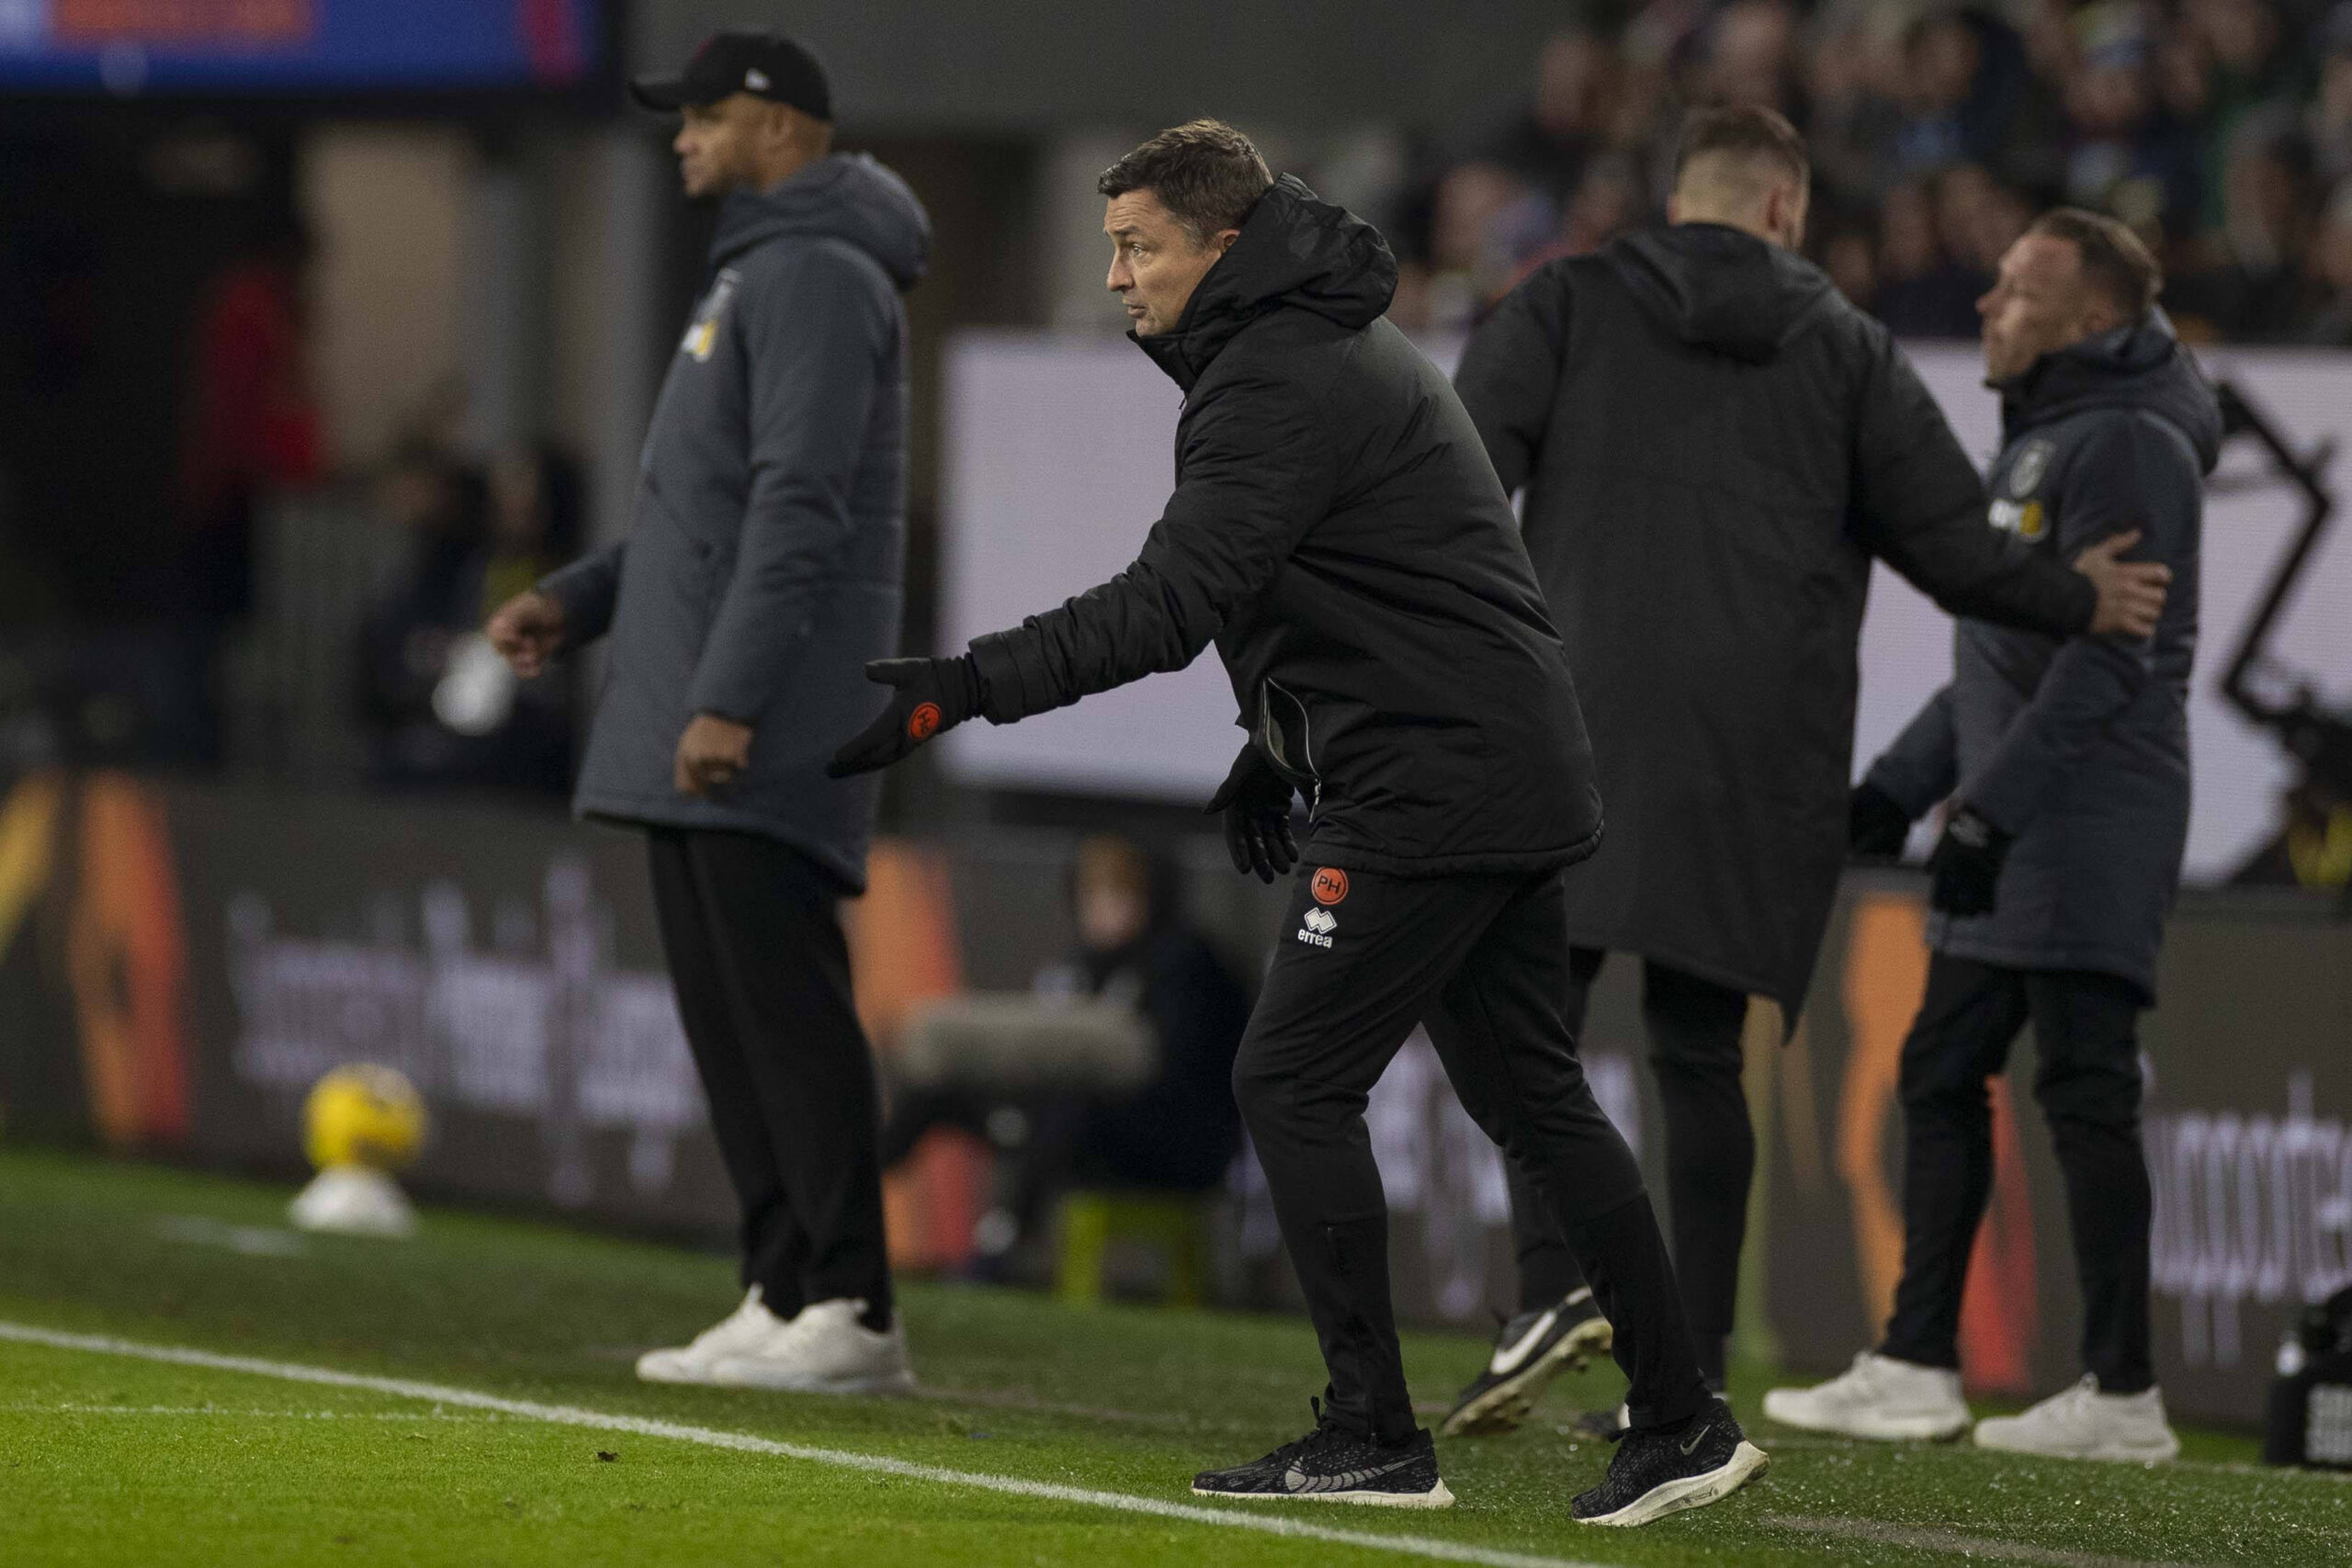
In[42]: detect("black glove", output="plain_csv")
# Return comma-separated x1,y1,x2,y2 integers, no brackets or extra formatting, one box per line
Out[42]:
826,655,984,778
1927,805,2013,917
1205,744,1298,884
1849,781,1916,859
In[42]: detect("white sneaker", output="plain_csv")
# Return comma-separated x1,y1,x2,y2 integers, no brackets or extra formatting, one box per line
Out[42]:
1973,1375,2179,1463
708,1297,915,1394
635,1286,792,1385
1762,1351,1971,1440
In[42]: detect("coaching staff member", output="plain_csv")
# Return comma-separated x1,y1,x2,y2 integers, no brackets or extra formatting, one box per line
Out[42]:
1767,210,2217,1463
486,31,929,1394
1444,107,2174,1436
829,120,1765,1526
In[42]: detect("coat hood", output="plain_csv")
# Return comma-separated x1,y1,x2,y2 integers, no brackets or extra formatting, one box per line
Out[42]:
1997,310,2222,475
1135,175,1396,389
1602,223,1837,366
711,152,932,291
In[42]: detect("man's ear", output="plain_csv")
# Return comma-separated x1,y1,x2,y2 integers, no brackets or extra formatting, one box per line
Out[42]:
2078,297,2124,339
1214,228,1242,255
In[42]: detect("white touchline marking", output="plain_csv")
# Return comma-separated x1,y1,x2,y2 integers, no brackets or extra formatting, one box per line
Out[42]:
0,1320,1611,1568
3,1402,509,1422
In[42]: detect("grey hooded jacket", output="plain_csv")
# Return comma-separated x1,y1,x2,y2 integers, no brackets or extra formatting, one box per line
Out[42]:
1866,314,2222,1000
538,154,930,891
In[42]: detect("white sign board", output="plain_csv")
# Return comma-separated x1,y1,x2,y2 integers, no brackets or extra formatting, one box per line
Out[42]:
940,329,2352,884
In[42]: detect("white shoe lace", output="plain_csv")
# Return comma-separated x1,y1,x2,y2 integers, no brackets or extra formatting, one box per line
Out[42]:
2014,1375,2102,1438
1824,1351,1889,1406
686,1289,775,1355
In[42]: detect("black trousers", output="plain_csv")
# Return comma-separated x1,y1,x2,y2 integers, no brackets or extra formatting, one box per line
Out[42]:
1879,954,2153,1392
1505,953,1753,1369
1232,866,1708,1442
646,827,893,1330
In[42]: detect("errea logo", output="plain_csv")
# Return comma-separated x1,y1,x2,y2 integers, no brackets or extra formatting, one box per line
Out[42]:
1295,907,1338,949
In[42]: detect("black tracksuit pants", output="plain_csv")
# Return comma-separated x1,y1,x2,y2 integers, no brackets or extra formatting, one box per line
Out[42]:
1504,951,1752,1383
646,827,894,1331
1233,865,1709,1442
1879,954,2153,1393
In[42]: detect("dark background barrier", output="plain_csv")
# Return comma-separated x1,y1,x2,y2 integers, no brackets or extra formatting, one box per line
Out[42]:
2,773,2345,1425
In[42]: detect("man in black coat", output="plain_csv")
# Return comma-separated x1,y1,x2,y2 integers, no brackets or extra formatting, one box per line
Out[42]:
830,119,1767,1526
1767,210,2218,1464
486,33,928,1394
1445,107,2174,1435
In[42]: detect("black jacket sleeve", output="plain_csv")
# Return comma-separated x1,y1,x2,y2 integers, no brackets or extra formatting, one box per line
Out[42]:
968,366,1338,721
1864,684,1960,818
1452,263,1573,497
1849,328,2096,637
1962,413,2195,834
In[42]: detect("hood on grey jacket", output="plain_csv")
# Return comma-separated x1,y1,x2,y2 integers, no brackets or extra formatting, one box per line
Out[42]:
1605,222,1837,365
1996,310,2222,474
712,152,932,291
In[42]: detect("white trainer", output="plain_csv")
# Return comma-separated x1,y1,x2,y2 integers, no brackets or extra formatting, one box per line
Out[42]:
1762,1351,1971,1440
635,1286,792,1385
708,1297,915,1394
1973,1375,2179,1463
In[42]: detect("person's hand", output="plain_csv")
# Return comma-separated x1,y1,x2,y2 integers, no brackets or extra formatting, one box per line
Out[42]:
484,589,566,678
1849,781,1915,859
1205,745,1298,883
2073,530,2171,638
826,656,984,778
675,713,754,796
1926,805,2012,917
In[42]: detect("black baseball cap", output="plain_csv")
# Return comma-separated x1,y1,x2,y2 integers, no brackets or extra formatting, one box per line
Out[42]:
629,28,832,120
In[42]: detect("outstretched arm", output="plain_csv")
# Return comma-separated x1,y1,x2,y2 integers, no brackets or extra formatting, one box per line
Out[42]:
829,369,1336,776
1849,328,2171,637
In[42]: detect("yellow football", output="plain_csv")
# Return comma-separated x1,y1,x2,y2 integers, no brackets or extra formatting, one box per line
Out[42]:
302,1065,427,1173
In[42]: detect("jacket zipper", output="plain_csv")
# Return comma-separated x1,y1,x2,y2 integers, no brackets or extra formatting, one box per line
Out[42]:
1262,678,1323,821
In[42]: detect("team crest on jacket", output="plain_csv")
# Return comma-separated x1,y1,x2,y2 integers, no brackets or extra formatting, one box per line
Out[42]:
681,268,741,363
2005,438,2054,499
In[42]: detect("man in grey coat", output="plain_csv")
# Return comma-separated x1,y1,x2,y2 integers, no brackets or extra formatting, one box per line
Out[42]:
1766,209,2220,1463
487,29,929,1393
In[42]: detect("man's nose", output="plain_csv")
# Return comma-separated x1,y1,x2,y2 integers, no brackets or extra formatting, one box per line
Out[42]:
1106,257,1131,291
673,127,693,155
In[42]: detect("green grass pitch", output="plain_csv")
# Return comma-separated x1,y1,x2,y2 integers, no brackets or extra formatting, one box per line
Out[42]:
0,1145,2345,1566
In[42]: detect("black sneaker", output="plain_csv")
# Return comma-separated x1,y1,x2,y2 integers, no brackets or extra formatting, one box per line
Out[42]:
1572,1400,1769,1527
1441,1288,1614,1438
1192,1402,1454,1509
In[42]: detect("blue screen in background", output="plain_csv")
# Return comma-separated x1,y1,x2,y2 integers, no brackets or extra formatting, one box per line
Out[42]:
0,0,608,94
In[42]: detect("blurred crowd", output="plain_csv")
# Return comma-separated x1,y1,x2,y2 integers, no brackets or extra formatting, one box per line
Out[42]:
1391,0,2352,344
356,434,583,795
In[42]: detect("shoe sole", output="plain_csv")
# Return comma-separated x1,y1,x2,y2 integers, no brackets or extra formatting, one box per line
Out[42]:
1441,1315,1615,1438
636,1361,726,1386
1576,1440,1770,1528
1191,1480,1456,1509
1972,1429,2178,1464
706,1366,917,1395
1760,1391,1969,1442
